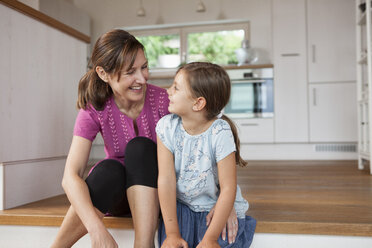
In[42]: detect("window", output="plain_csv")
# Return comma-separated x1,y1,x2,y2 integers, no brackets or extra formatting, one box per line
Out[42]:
128,20,249,70
187,29,244,65
137,32,180,69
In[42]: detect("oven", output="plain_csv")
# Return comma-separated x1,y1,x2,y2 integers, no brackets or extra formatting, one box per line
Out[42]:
224,68,274,118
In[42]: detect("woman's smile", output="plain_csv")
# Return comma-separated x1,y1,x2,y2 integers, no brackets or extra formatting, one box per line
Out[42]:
129,85,143,90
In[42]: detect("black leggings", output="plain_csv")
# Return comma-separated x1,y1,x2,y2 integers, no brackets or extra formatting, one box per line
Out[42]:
85,137,158,216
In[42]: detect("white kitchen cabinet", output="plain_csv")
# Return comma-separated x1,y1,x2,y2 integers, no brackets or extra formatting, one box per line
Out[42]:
309,83,357,142
307,0,356,83
233,118,274,143
273,0,308,142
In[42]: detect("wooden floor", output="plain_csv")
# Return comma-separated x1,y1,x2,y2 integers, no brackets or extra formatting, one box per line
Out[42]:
1,160,372,236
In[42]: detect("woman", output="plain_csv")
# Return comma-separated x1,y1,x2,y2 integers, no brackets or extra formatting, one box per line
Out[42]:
51,29,169,248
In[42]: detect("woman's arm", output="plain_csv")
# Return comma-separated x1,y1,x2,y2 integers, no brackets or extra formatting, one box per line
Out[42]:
157,136,188,248
62,136,117,247
198,152,237,247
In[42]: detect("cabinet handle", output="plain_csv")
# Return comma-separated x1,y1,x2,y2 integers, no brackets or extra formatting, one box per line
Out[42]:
281,53,300,57
241,123,259,126
231,79,266,84
313,88,317,106
312,45,316,63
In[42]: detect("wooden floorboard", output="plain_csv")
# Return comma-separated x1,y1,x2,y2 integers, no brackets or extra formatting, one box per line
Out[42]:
1,160,372,236
239,160,372,236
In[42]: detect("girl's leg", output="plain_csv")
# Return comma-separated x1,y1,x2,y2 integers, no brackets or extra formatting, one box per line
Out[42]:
124,137,160,248
51,159,127,247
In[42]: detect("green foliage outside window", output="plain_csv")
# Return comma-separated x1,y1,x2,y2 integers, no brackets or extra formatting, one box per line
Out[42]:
137,35,180,68
188,30,243,65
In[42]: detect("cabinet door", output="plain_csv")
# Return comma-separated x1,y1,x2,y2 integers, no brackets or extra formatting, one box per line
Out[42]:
309,83,357,142
233,119,274,143
274,56,309,142
273,0,308,142
307,0,356,83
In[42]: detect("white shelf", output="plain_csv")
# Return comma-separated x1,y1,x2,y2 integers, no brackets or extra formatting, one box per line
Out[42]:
359,151,370,160
356,0,372,174
358,53,368,64
358,11,366,25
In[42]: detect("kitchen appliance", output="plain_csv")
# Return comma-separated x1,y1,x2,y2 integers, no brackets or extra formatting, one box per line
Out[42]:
224,67,274,118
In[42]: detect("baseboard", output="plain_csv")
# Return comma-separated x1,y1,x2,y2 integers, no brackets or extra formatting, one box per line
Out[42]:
240,143,358,160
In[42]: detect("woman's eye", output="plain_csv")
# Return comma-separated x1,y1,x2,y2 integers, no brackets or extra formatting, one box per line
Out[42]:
142,64,148,70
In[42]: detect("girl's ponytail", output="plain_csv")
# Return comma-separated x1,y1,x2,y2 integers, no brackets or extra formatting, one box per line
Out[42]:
77,68,111,110
221,115,248,167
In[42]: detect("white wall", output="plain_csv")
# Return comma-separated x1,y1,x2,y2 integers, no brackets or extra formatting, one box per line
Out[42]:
18,0,39,10
72,0,272,59
0,3,88,208
39,0,90,36
0,3,86,162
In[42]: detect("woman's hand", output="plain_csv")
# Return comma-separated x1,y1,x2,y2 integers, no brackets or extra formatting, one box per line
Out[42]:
90,225,118,248
206,206,238,244
196,238,220,248
161,234,189,248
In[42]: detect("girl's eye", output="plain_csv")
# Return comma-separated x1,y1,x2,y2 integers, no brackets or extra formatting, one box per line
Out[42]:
142,64,148,70
125,70,135,75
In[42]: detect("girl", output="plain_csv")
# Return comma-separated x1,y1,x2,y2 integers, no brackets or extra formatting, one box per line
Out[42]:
156,62,256,248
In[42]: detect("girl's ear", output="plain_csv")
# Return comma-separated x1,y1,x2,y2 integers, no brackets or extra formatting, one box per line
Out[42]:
192,97,207,111
95,66,109,83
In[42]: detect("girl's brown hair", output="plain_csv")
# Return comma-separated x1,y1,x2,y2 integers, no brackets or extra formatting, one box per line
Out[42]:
77,29,144,110
177,62,247,167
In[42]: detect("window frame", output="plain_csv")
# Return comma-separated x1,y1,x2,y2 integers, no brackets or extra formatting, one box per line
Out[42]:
126,20,250,76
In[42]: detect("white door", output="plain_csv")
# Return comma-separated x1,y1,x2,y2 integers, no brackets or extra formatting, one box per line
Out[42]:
307,0,356,83
309,83,357,142
273,0,308,142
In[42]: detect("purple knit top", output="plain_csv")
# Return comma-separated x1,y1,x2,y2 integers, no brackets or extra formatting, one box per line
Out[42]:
73,84,169,164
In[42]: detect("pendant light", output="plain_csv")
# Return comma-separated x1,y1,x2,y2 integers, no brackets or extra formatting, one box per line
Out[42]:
196,0,206,12
137,0,146,17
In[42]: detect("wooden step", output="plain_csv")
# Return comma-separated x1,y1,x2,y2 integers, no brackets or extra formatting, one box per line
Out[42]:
1,160,372,236
0,194,133,229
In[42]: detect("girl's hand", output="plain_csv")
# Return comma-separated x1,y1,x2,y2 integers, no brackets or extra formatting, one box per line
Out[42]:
206,206,238,244
90,228,118,248
196,238,220,248
161,234,189,248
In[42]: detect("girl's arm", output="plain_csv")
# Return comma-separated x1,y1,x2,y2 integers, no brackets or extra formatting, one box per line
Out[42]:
62,136,117,247
157,136,188,248
198,152,237,247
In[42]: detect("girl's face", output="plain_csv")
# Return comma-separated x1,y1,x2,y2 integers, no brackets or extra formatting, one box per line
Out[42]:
167,70,196,116
107,49,149,103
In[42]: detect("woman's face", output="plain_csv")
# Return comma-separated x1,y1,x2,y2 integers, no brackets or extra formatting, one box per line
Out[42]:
107,49,149,104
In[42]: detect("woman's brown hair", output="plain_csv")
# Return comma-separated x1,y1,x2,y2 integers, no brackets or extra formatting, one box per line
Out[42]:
177,62,248,167
77,29,144,110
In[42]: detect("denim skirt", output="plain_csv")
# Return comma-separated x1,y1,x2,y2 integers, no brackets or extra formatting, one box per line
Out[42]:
158,201,256,248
